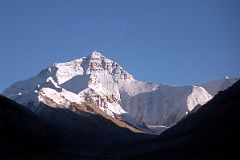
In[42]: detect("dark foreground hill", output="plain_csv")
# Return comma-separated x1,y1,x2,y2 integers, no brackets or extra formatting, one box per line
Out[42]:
0,95,149,159
0,95,57,158
108,80,240,159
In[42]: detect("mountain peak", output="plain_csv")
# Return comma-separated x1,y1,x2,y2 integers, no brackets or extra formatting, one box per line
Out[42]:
90,50,102,55
4,51,238,133
87,51,105,59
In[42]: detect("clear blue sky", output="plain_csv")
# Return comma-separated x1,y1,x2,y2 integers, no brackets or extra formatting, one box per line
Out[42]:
0,0,240,91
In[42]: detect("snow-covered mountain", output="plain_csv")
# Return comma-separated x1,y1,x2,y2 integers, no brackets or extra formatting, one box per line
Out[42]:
199,76,239,96
3,51,239,132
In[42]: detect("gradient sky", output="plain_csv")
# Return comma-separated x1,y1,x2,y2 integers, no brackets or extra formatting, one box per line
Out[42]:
0,0,240,91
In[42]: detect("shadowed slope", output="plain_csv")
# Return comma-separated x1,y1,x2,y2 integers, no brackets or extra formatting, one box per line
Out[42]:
0,95,57,158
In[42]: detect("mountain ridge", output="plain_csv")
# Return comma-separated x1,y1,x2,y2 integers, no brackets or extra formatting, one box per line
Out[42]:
3,51,239,132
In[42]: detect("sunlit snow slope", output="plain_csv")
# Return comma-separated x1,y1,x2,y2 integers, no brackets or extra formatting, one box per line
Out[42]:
3,51,239,132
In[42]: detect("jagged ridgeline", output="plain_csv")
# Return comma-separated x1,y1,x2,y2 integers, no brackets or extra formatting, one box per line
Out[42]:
3,51,239,133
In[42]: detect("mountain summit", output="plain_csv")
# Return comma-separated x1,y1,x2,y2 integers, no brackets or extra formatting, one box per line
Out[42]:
3,51,239,132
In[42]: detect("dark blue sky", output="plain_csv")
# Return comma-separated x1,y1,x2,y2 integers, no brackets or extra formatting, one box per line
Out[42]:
0,0,239,91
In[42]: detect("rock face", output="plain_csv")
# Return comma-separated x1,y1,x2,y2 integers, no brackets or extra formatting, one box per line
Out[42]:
3,51,239,130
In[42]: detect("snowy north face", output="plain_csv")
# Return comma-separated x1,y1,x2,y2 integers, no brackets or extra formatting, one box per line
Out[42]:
3,51,239,131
